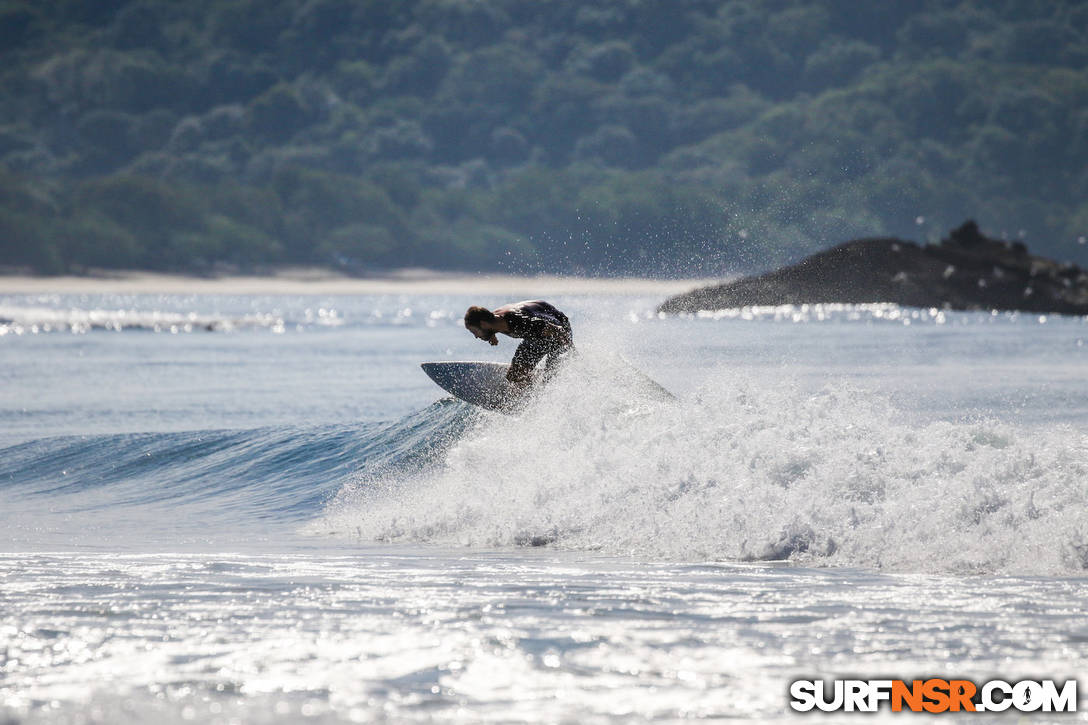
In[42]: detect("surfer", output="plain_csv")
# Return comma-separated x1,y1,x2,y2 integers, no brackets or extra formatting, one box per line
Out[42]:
463,300,573,386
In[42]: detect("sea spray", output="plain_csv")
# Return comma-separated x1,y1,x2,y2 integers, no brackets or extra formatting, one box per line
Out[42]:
320,351,1088,575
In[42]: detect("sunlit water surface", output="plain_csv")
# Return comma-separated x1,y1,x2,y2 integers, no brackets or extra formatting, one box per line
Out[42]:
1,292,1086,723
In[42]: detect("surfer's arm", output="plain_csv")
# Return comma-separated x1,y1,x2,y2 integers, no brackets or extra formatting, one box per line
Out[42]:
506,365,532,387
506,341,538,386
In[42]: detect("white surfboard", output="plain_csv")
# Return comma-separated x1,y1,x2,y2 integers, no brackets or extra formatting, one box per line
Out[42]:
420,361,525,412
421,358,674,412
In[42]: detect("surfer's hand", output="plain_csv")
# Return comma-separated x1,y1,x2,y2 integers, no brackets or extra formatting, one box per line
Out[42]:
488,335,498,346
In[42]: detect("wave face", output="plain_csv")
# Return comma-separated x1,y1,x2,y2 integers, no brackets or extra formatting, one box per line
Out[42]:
318,352,1088,575
0,401,474,548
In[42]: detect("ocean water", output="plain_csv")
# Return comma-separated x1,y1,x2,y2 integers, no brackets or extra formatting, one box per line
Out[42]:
1,291,1086,723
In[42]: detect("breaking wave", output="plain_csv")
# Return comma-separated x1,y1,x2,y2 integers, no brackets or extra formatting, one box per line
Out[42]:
318,352,1088,575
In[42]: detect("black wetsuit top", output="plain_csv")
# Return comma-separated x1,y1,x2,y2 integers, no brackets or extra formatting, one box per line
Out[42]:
494,300,573,383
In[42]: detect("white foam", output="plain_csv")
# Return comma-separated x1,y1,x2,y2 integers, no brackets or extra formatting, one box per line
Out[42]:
320,351,1088,575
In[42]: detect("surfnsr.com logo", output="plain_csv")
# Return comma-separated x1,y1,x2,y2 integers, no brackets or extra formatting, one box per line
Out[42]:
789,678,1078,713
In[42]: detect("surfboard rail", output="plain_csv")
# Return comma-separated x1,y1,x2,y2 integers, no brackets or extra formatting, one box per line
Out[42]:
421,357,673,412
420,361,525,412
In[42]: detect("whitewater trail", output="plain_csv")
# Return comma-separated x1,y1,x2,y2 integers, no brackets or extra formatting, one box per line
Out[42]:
5,340,1084,573
318,349,1088,575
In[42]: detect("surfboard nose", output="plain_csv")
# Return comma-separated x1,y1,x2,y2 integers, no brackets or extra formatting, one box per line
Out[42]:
420,361,518,412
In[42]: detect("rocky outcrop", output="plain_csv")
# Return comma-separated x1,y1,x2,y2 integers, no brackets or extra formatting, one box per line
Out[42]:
659,221,1088,315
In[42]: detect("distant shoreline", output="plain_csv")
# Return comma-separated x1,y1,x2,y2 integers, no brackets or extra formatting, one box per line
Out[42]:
0,268,718,297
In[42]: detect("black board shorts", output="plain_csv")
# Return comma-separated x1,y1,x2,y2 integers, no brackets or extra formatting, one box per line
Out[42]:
510,336,572,383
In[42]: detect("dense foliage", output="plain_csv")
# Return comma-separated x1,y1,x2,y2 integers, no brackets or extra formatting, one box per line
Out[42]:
1,0,1086,275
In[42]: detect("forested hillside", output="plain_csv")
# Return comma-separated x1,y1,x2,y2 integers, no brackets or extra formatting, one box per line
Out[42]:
1,0,1086,275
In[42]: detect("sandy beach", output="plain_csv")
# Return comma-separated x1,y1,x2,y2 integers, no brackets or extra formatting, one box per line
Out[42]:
0,268,717,297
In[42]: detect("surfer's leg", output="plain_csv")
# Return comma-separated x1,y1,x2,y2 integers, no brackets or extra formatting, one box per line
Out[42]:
542,339,572,374
509,339,547,384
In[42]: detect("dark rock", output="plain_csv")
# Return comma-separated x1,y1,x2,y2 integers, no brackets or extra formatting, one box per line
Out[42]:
659,221,1088,316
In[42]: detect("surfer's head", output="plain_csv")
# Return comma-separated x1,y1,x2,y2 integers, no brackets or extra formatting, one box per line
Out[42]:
464,306,499,345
